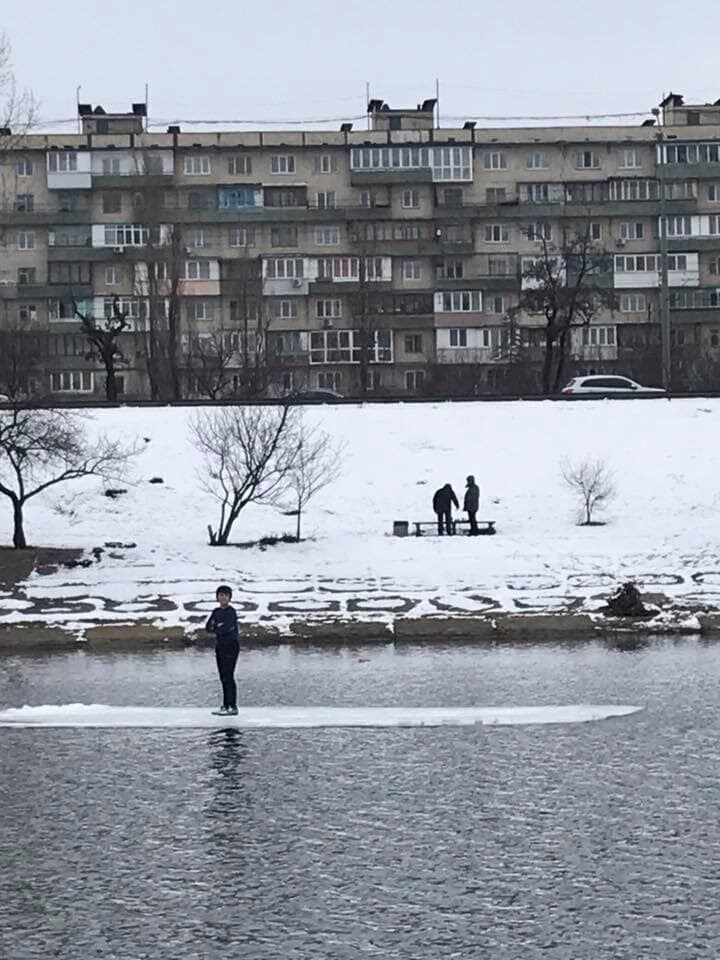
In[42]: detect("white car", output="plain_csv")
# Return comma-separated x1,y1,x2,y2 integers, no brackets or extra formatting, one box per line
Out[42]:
561,375,665,397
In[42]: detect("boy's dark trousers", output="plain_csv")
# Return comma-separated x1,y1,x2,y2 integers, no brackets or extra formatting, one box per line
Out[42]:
215,638,240,709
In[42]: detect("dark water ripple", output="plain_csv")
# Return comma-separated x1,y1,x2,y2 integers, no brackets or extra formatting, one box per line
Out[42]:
1,639,720,958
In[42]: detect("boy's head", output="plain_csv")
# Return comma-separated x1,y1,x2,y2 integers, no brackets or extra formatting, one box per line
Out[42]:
216,584,232,606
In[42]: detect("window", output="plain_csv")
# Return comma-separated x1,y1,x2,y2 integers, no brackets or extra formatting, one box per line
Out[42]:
484,223,509,243
265,257,304,279
16,158,33,176
526,222,552,241
265,187,302,207
50,371,94,393
618,148,642,169
367,370,381,392
351,145,471,181
184,155,211,175
316,299,341,319
590,222,602,241
132,192,144,210
187,228,208,248
609,179,658,201
615,254,659,272
664,216,692,237
281,371,295,392
15,194,34,211
442,187,463,207
47,152,78,172
485,295,506,314
316,191,336,208
17,267,36,284
359,190,374,208
441,259,464,279
314,154,335,174
192,300,213,322
105,266,120,285
271,154,295,174
449,328,468,347
527,183,550,203
436,291,482,312
619,221,644,240
404,334,423,353
315,226,340,245
317,371,341,391
49,262,91,284
270,299,298,319
184,260,211,280
271,226,298,247
575,150,600,169
188,190,212,210
667,254,688,271
104,224,148,246
405,370,425,391
710,257,720,276
488,255,512,276
581,326,616,346
228,226,255,247
671,329,686,347
316,256,359,281
483,152,507,170
228,155,251,175
711,329,720,347
486,187,506,203
620,293,647,313
401,189,419,208
102,192,121,214
402,259,421,280
394,224,422,240
664,142,720,164
309,329,392,364
708,184,720,202
102,157,121,175
17,231,35,250
18,304,37,324
526,151,548,169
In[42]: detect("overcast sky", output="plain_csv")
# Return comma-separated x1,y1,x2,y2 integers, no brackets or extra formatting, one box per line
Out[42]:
3,0,717,131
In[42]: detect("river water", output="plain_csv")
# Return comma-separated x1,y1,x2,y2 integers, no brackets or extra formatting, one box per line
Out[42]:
1,638,719,959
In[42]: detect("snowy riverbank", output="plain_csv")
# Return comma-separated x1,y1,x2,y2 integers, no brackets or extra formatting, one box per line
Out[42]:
1,398,719,643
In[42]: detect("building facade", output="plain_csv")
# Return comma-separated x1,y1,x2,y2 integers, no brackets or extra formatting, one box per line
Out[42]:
2,92,720,400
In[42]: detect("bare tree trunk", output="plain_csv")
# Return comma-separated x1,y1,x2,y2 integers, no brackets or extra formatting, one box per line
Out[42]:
12,498,26,549
553,329,571,392
296,507,301,542
541,331,555,395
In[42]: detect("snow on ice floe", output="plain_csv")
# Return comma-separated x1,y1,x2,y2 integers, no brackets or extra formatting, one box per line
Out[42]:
0,703,643,728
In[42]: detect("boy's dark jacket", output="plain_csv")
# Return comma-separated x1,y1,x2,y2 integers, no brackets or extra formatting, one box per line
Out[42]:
206,605,239,643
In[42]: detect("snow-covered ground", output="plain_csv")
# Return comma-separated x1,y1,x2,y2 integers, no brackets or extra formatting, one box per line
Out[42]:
2,398,720,633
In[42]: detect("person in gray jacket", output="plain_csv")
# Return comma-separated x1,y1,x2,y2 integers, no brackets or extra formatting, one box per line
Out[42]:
463,475,480,536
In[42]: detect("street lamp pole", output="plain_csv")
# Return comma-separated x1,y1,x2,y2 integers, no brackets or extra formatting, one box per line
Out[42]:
656,126,672,392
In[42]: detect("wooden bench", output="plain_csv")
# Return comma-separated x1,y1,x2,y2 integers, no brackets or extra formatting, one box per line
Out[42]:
412,520,496,537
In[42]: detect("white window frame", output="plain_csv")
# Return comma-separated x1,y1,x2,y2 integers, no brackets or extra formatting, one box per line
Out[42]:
183,155,211,175
618,148,642,169
582,326,616,347
228,226,255,248
401,189,420,208
405,370,425,391
708,184,720,203
16,158,33,177
590,222,602,241
317,371,341,391
402,259,421,280
485,294,506,315
187,228,208,248
184,260,211,280
620,293,647,313
104,224,148,247
315,226,341,246
47,152,78,173
664,216,692,237
272,299,298,319
483,152,507,170
192,300,212,322
619,221,644,240
526,151,548,169
437,291,482,312
575,150,600,169
50,371,94,393
484,223,509,243
227,155,251,175
527,222,552,242
316,191,336,208
271,154,296,174
17,231,35,250
315,154,334,174
104,266,119,285
102,157,121,175
265,257,304,279
316,299,342,319
448,328,468,347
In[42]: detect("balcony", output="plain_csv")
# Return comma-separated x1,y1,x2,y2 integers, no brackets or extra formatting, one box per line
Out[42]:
350,168,433,186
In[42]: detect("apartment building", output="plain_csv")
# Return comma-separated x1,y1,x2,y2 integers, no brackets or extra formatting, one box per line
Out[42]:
2,91,720,400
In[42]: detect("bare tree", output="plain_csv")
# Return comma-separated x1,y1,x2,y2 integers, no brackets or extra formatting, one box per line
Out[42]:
561,458,616,526
0,408,137,548
0,316,48,401
191,404,302,545
74,296,129,402
280,425,344,541
0,33,37,147
184,330,236,399
514,220,616,395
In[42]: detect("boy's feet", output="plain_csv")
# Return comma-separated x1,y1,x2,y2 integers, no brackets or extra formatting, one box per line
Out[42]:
212,706,231,716
226,706,238,716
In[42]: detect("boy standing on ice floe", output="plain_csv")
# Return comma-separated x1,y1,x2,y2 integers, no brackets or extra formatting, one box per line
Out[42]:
206,585,239,716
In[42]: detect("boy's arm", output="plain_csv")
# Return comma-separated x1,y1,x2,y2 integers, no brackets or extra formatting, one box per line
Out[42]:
205,611,216,633
227,607,238,631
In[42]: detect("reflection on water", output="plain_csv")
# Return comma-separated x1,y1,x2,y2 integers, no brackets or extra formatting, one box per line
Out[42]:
2,639,720,959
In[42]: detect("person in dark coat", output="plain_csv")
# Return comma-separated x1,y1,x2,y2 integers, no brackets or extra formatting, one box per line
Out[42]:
464,475,480,535
206,584,240,716
432,483,459,535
